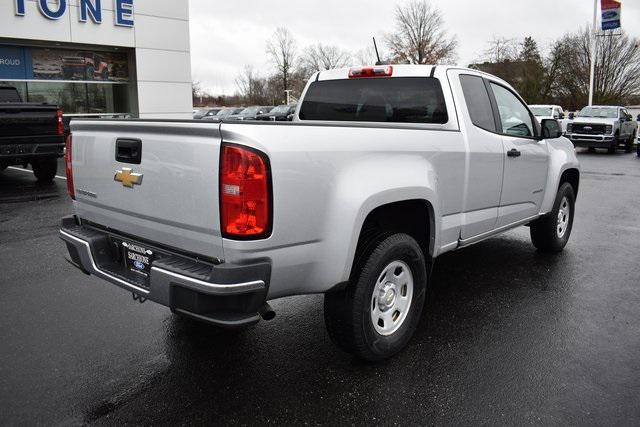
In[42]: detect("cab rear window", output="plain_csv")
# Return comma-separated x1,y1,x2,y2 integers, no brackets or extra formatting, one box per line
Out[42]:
299,77,448,124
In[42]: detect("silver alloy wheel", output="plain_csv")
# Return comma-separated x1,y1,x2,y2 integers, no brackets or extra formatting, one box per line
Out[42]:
557,196,570,238
370,260,414,336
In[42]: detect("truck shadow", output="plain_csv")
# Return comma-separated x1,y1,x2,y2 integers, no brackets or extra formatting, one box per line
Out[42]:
82,232,573,424
0,168,62,203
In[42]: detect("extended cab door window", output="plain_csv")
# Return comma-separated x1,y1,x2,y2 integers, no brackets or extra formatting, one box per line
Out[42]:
489,83,535,138
459,75,497,132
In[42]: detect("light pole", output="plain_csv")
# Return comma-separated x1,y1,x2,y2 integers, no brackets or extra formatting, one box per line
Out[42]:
588,0,598,106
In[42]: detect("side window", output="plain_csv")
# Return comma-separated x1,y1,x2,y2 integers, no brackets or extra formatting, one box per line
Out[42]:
459,74,496,132
489,83,535,138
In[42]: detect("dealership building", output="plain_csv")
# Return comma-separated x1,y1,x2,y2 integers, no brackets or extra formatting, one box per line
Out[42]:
0,0,193,119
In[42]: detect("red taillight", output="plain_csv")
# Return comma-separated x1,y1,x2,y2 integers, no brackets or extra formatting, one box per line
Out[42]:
220,144,271,239
56,110,64,136
65,134,75,200
348,65,393,78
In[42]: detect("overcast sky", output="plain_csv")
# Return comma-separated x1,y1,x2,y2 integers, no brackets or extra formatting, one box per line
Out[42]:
189,0,640,95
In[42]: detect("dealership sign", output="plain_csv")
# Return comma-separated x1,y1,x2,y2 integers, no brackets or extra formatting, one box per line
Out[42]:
601,0,622,31
14,0,134,27
0,46,33,80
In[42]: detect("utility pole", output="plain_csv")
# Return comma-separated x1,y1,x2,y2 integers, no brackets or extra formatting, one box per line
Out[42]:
588,0,598,106
285,89,292,105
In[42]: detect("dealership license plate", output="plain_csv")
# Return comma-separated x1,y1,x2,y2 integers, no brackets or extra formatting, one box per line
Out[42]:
122,241,154,279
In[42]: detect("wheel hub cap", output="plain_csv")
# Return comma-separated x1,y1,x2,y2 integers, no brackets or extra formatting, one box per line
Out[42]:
557,196,570,238
378,284,397,311
370,261,414,336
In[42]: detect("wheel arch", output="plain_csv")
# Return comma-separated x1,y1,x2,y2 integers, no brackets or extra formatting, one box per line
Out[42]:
347,198,436,283
559,168,580,198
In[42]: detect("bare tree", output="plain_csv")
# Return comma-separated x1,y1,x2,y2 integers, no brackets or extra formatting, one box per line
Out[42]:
300,43,351,75
550,27,640,109
266,27,297,100
385,0,458,64
478,37,520,63
235,66,258,103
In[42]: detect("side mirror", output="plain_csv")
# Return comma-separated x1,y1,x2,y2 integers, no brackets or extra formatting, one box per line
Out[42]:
559,113,565,119
637,114,640,121
568,112,575,120
541,119,562,139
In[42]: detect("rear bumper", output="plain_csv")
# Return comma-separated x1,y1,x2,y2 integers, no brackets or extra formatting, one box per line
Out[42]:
0,137,64,163
59,216,271,327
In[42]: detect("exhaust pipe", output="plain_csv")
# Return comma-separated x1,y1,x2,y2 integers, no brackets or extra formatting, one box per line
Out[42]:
259,302,276,321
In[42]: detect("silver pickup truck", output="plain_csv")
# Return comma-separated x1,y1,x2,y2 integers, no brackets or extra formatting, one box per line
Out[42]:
60,65,580,361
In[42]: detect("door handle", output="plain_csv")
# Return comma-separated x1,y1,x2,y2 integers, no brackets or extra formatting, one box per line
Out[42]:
507,149,521,158
115,138,142,164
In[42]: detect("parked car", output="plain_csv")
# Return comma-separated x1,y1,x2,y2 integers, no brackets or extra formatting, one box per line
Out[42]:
62,51,109,81
529,105,565,121
530,104,569,133
193,108,223,119
201,107,244,122
0,86,65,182
60,64,580,361
256,104,297,121
226,106,274,121
565,106,637,153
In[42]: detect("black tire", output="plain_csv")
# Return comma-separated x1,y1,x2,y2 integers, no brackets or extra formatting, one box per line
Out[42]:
530,182,575,253
626,132,635,153
324,233,427,361
608,134,618,154
32,158,58,183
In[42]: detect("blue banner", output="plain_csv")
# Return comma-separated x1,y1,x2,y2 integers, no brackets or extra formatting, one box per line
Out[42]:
601,0,622,31
0,46,33,80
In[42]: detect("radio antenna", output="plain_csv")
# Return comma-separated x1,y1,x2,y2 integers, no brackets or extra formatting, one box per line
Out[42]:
372,37,382,65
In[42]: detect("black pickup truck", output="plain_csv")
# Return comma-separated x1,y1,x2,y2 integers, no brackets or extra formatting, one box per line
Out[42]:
0,86,65,183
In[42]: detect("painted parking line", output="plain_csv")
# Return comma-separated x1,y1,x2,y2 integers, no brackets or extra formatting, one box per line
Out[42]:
7,166,67,181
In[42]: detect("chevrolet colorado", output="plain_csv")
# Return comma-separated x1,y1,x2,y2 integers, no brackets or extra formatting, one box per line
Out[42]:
60,65,580,361
0,86,65,182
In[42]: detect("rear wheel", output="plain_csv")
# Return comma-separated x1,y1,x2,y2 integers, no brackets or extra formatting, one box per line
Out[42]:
324,233,427,361
32,158,58,183
530,182,575,252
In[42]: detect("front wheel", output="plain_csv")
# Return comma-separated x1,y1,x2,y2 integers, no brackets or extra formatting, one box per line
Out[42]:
530,182,575,252
608,136,618,154
626,132,636,153
324,233,427,361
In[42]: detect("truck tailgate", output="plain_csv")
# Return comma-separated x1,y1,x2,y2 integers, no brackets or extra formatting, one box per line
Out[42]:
70,120,225,260
0,104,60,139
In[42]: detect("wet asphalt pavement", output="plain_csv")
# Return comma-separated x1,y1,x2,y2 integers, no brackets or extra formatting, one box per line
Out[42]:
1,152,639,425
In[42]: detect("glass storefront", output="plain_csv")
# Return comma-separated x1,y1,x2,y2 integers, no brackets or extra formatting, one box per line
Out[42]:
0,81,131,114
0,44,134,115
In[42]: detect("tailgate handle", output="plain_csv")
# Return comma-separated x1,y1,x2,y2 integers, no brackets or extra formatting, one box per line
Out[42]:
115,138,142,164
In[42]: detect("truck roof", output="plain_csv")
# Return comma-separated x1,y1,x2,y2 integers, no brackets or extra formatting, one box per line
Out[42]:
316,64,511,86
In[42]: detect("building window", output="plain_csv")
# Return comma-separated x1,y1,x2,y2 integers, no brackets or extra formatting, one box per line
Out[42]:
0,44,134,115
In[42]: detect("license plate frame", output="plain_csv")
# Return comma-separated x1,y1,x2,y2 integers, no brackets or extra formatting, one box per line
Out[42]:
122,240,154,280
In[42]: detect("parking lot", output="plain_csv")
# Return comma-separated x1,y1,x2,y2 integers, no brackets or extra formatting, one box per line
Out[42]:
1,151,639,424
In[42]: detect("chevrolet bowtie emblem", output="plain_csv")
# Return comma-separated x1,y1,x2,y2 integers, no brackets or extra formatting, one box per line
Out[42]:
114,168,143,188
